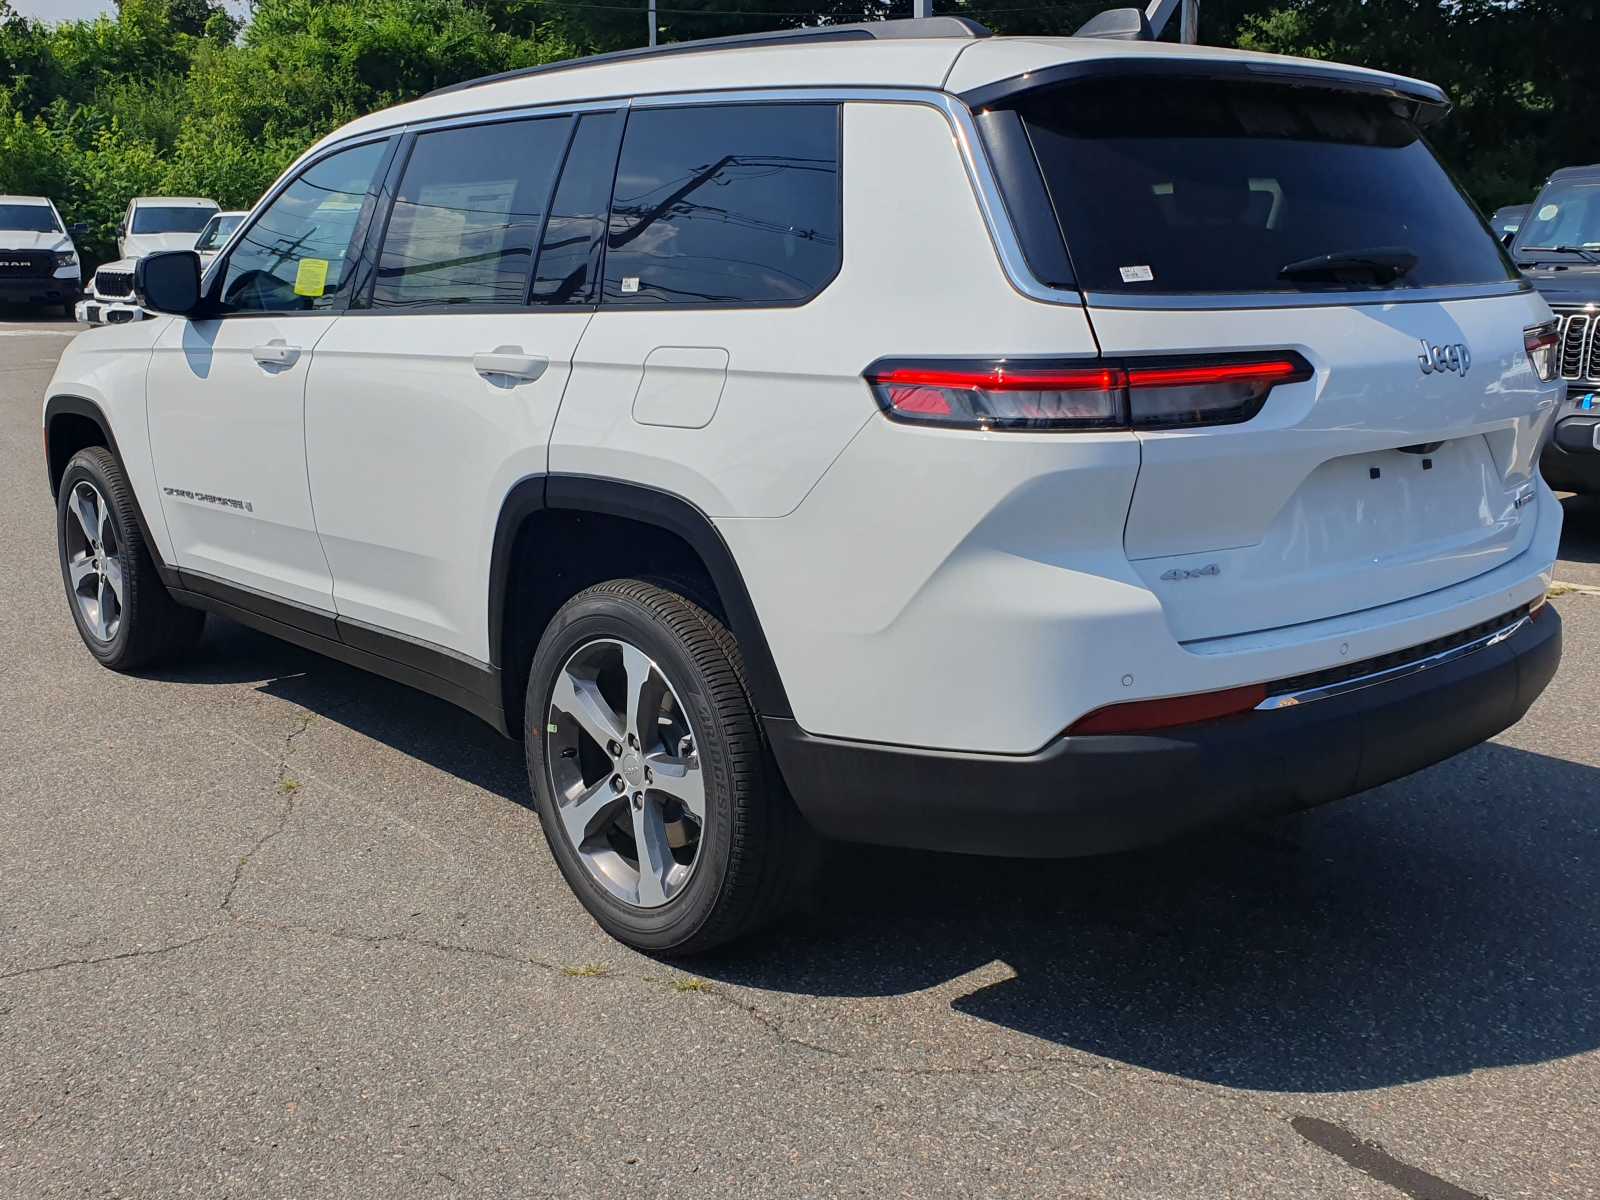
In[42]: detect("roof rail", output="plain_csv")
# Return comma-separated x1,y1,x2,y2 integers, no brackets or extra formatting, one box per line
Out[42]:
425,16,992,99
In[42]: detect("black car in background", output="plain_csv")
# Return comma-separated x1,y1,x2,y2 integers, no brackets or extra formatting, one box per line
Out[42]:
1492,203,1529,239
1512,165,1600,493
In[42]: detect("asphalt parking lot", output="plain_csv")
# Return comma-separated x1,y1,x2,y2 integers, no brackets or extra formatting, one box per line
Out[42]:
2,312,1598,1200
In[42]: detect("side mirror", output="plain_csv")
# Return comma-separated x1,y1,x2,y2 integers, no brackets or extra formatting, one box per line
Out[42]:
68,222,88,238
1501,231,1516,248
116,223,126,237
134,250,203,317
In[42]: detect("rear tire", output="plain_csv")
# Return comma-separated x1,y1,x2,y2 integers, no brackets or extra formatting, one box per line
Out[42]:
525,579,815,955
56,446,205,670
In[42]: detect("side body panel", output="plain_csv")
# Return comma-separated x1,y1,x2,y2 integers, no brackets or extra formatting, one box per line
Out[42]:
307,311,591,660
44,320,177,562
550,100,1102,519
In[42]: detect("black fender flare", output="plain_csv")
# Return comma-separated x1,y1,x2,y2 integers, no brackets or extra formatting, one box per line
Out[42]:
488,474,794,720
44,393,177,584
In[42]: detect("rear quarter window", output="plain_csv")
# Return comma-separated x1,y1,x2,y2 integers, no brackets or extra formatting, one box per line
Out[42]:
1010,79,1515,295
602,102,841,307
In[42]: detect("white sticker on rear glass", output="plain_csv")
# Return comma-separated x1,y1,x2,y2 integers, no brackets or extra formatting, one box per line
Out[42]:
621,276,640,293
1538,204,1560,221
1119,265,1154,283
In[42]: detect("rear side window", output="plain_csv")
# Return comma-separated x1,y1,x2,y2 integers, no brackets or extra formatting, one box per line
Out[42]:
371,116,572,309
531,110,624,306
603,103,841,307
1012,79,1515,295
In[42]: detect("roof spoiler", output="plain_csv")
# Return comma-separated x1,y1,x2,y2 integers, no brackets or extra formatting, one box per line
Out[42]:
1073,8,1155,40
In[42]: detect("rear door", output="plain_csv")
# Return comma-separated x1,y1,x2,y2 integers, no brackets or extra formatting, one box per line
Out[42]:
304,109,622,662
1007,75,1552,642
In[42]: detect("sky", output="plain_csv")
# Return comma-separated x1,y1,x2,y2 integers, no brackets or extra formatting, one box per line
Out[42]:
8,0,251,18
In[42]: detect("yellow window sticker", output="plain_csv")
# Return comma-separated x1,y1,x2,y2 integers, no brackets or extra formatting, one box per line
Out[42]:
293,258,330,297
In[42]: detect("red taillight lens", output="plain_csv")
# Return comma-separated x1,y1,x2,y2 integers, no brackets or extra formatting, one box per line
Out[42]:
1066,683,1269,736
866,362,1125,430
1525,321,1560,382
1126,357,1313,428
865,354,1311,431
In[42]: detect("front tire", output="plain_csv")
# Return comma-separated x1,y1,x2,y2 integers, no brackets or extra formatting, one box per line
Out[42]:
56,447,204,670
525,580,813,955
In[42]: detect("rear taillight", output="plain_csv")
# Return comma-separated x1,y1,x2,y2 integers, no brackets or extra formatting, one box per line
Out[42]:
865,353,1312,432
1525,321,1560,382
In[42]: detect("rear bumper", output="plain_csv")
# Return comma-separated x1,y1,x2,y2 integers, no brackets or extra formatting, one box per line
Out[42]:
768,606,1561,857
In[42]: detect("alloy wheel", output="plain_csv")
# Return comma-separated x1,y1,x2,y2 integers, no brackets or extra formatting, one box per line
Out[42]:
64,480,123,642
545,637,706,909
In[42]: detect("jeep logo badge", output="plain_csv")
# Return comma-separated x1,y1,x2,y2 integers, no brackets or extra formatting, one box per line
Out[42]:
1418,339,1471,377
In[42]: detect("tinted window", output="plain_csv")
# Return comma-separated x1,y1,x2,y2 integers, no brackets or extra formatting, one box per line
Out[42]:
132,205,216,234
371,117,571,309
531,110,624,306
603,103,840,306
219,140,387,314
195,213,244,252
1512,179,1600,255
0,204,60,233
1016,80,1515,294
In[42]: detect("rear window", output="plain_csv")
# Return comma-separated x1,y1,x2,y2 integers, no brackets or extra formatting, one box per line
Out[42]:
132,205,215,235
0,203,60,233
1013,79,1514,295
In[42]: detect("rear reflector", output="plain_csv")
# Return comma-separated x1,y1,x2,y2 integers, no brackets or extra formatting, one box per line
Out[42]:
865,353,1312,431
1066,683,1269,735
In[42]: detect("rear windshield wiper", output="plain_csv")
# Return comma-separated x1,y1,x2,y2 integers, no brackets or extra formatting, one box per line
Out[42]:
1518,244,1600,265
1279,247,1418,285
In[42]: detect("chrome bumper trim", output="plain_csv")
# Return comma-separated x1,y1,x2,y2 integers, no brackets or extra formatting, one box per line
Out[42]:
1255,614,1532,711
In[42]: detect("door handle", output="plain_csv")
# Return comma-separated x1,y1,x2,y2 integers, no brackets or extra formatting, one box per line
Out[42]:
251,339,300,368
473,349,548,382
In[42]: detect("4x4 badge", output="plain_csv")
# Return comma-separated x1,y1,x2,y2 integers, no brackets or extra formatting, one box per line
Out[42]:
1418,339,1471,377
1160,563,1220,582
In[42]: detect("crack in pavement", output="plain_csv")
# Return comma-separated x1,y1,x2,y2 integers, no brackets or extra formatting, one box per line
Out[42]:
0,934,214,983
219,709,316,914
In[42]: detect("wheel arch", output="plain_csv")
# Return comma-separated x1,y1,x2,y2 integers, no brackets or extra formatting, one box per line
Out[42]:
489,475,795,734
44,394,176,583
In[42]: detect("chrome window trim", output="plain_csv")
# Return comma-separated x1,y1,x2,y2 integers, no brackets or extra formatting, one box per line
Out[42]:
1254,614,1532,711
275,87,1084,309
248,85,1537,315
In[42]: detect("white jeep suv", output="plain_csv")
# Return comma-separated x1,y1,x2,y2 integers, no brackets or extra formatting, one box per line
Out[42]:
42,16,1565,953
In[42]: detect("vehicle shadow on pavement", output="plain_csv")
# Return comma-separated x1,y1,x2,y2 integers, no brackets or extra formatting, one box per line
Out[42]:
1559,494,1600,566
156,619,1599,1094
145,619,531,805
705,744,1600,1093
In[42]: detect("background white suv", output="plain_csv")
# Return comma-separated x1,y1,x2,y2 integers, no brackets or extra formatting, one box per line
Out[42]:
116,196,218,261
42,17,1565,953
0,194,84,317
